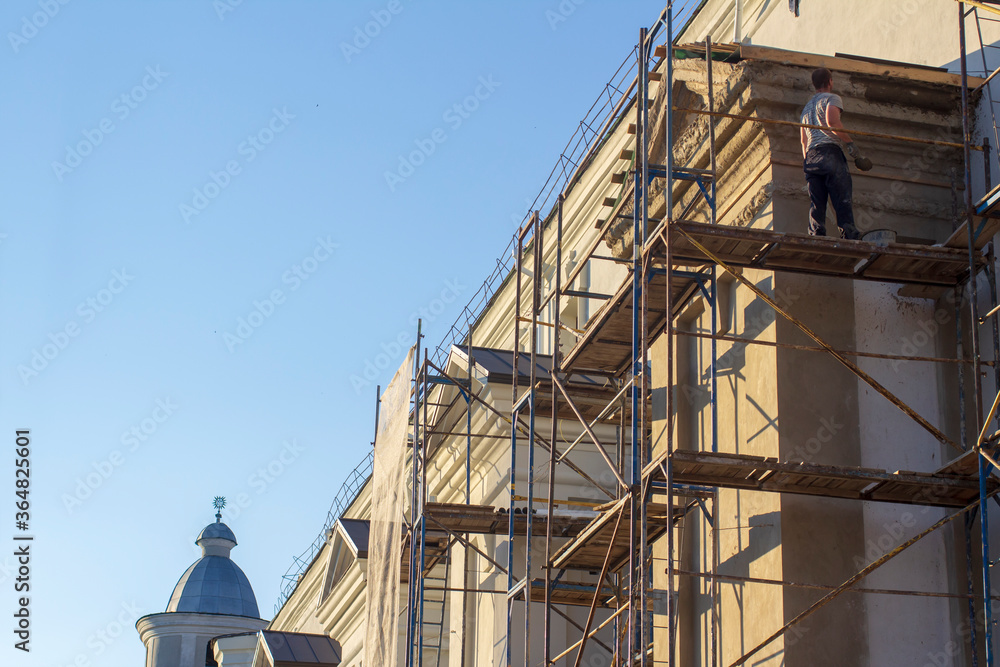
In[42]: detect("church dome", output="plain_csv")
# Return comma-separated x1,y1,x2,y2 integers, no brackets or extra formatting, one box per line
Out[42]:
164,503,261,618
166,555,259,617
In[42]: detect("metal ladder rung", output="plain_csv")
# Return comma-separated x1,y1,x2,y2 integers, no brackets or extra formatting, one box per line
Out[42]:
417,557,450,667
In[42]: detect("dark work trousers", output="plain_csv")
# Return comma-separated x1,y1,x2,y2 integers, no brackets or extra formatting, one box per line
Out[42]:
804,144,860,239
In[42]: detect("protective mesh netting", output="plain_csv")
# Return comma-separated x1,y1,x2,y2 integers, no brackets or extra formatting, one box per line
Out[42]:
364,347,413,667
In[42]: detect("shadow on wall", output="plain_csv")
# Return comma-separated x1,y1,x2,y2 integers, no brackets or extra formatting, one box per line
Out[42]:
717,510,781,574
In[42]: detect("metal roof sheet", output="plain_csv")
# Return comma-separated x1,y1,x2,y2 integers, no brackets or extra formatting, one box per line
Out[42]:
255,631,342,667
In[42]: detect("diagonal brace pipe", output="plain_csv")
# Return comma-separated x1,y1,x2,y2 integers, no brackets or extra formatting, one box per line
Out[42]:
729,487,1000,666
425,514,509,575
552,374,629,490
573,505,626,667
426,360,616,499
675,227,961,452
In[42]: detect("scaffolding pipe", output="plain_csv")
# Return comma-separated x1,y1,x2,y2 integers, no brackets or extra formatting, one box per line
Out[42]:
733,0,743,43
572,506,626,667
460,336,473,667
967,513,982,667
628,25,646,667
427,359,615,498
675,226,962,452
417,352,430,667
673,327,989,366
674,106,984,150
729,488,1000,667
961,6,995,663
525,211,543,667
640,24,654,663
506,224,523,667
663,7,676,667
405,321,423,667
544,196,564,667
551,604,626,663
961,286,971,452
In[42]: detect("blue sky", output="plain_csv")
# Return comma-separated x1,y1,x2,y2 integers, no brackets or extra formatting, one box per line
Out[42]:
0,1,660,665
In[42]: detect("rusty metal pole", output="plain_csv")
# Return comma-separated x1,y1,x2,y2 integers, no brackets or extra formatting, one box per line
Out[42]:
525,210,542,667
545,196,564,666
960,5,993,664
664,7,677,667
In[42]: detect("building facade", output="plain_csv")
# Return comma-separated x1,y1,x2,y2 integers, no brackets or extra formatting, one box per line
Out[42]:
267,2,1000,666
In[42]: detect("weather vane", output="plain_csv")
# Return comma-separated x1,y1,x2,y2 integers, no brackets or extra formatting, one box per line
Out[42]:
213,496,226,522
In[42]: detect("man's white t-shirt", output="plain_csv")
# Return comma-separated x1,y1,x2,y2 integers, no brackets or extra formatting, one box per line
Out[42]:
801,92,843,152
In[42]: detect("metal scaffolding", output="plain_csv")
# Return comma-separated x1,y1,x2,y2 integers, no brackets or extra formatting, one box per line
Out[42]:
398,2,1000,665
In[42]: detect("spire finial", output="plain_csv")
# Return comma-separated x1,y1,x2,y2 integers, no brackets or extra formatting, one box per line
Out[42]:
213,496,226,522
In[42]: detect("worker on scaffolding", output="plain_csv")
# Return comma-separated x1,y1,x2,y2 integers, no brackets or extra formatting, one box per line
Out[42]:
800,67,872,240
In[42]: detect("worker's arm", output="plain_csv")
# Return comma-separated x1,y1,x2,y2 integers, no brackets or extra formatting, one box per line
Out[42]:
828,102,873,170
800,126,808,158
824,104,853,144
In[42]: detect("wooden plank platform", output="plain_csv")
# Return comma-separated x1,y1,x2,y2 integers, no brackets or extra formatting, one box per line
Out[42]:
423,502,595,537
944,218,1000,250
513,580,618,608
401,533,450,582
976,181,1000,218
645,450,995,508
664,222,982,285
560,266,697,375
563,221,984,374
439,346,629,426
400,503,596,581
550,497,682,572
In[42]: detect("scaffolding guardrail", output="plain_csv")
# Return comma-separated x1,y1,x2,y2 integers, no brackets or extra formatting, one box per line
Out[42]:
274,449,375,613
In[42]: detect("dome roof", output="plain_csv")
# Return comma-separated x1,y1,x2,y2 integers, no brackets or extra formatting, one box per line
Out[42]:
163,504,261,619
166,555,260,617
197,521,237,544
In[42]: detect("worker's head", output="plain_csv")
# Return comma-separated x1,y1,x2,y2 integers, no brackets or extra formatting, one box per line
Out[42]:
811,67,833,92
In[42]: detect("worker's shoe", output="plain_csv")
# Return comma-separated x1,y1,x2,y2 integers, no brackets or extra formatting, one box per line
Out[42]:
839,225,861,241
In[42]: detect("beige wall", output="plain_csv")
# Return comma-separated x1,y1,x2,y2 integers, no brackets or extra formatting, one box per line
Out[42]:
685,0,996,71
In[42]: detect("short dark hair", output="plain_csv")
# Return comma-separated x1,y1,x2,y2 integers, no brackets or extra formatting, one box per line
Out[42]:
811,67,833,90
